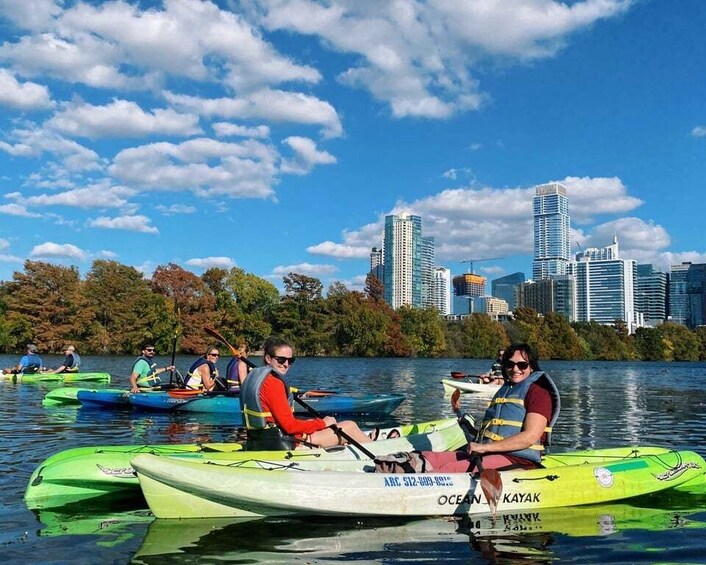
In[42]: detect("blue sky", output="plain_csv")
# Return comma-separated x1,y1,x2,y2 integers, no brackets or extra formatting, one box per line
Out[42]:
1,0,705,291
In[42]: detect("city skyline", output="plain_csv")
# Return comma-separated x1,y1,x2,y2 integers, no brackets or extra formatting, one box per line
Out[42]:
1,1,706,290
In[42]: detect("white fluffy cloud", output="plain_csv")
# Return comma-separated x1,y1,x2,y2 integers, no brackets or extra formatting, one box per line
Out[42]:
46,99,202,139
213,122,270,138
280,136,337,175
0,68,54,110
30,241,88,260
87,214,159,233
17,184,135,209
185,256,236,269
272,262,338,276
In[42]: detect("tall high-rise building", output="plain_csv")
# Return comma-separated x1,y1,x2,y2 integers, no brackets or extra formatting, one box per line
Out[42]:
421,236,435,308
433,267,451,315
382,214,434,309
635,264,667,327
369,247,384,283
569,238,638,332
515,275,575,320
533,182,570,280
669,262,706,328
491,272,525,311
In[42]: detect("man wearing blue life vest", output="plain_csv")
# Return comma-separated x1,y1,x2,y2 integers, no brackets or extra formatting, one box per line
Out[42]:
4,343,44,374
129,343,175,393
376,343,560,473
46,345,81,374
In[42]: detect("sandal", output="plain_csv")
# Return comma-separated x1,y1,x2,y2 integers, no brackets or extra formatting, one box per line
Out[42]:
387,429,401,439
368,427,380,441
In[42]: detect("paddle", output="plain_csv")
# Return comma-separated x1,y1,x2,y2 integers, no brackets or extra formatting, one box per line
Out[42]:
451,390,503,517
168,331,178,386
204,326,254,366
293,394,376,459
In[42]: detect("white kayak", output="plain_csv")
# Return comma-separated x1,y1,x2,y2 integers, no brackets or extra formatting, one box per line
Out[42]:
441,378,501,397
133,448,706,519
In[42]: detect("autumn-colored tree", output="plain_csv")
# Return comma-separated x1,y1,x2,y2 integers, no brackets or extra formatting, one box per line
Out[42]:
151,263,217,353
460,313,508,358
3,261,94,352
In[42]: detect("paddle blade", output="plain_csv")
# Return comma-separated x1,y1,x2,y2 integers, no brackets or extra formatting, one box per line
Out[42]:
303,389,338,397
480,469,503,518
451,388,461,415
203,326,240,356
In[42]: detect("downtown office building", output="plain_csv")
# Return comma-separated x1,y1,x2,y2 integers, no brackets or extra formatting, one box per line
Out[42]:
533,182,571,280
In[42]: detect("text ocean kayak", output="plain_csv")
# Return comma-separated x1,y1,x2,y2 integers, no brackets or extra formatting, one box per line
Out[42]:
1,371,111,383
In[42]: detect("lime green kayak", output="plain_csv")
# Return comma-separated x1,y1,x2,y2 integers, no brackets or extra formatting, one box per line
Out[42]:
25,418,464,510
2,371,111,384
133,448,706,519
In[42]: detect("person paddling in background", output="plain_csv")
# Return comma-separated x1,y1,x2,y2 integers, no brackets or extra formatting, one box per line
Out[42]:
479,349,505,385
376,343,560,474
184,345,221,391
3,343,44,374
240,336,374,450
223,342,251,389
129,343,175,393
46,345,81,374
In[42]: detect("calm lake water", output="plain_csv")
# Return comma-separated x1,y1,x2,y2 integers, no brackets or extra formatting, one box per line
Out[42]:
2,354,706,564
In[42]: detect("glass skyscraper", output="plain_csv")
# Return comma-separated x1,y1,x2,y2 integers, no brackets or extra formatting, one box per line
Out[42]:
383,214,434,309
491,272,525,310
533,182,570,280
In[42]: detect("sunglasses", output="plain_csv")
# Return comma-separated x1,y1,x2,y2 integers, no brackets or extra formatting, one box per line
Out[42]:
272,355,296,365
144,348,156,352
504,361,530,371
208,352,220,357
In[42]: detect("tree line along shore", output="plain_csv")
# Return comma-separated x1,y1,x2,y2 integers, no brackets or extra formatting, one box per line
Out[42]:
1,259,704,362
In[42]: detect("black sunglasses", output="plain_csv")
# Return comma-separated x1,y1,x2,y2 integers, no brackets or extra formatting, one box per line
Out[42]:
208,352,220,357
504,361,530,370
144,348,156,352
272,355,296,365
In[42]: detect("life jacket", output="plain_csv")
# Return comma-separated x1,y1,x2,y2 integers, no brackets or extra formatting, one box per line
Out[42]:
64,353,80,373
133,356,160,388
477,371,561,463
240,366,296,451
24,353,43,374
185,357,219,390
221,357,242,390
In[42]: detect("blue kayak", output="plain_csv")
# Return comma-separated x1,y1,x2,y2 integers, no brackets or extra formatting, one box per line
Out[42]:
127,391,405,418
77,389,131,408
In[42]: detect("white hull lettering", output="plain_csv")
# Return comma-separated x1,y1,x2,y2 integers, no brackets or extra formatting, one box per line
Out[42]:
656,462,701,482
502,492,540,504
437,493,483,506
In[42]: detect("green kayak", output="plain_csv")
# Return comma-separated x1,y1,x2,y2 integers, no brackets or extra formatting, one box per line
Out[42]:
2,371,111,384
25,418,464,510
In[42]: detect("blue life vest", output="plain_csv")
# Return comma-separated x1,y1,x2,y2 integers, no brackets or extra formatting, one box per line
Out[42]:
24,353,43,374
132,356,159,388
477,371,561,463
240,366,296,450
185,357,218,389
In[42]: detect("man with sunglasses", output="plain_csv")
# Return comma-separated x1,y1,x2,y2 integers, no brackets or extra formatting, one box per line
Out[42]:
240,336,374,450
129,343,175,393
377,343,560,474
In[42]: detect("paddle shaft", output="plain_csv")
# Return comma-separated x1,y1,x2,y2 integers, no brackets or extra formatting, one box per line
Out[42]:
293,394,376,459
169,332,178,385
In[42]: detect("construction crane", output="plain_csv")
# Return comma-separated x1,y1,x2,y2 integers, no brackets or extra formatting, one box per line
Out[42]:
460,257,502,275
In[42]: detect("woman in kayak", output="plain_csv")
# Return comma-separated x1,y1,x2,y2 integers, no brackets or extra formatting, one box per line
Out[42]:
184,345,221,391
376,343,560,473
240,336,374,450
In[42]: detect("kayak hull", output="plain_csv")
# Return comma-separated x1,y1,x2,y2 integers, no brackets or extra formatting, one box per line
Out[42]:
127,391,405,417
24,418,463,509
1,372,111,383
134,449,706,519
441,378,500,396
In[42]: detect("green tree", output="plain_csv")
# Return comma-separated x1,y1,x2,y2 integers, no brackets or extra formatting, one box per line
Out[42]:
633,326,665,361
85,260,167,354
460,313,508,358
398,306,446,357
657,322,701,361
539,312,583,360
